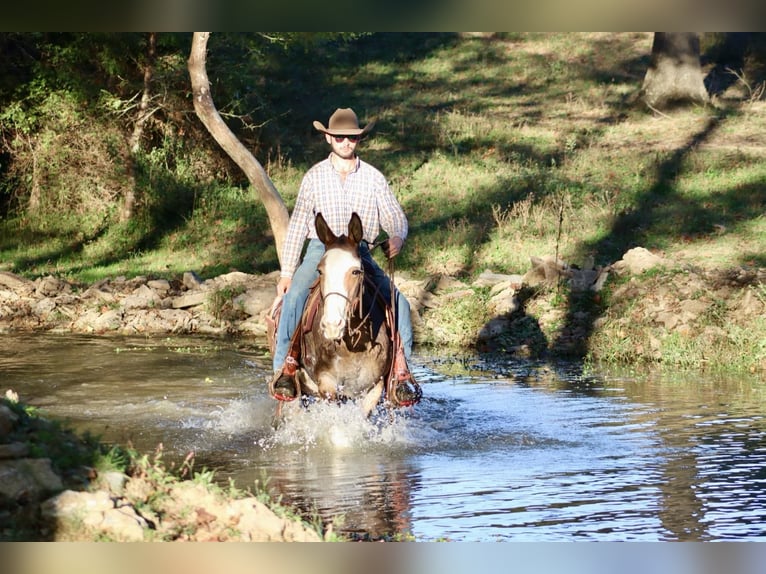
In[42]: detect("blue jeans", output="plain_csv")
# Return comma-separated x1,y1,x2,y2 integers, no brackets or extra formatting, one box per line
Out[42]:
272,239,413,371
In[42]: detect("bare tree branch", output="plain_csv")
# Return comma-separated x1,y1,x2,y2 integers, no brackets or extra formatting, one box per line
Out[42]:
188,32,289,265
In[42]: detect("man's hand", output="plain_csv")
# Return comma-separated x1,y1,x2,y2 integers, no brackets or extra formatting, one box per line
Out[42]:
382,236,404,259
276,276,292,296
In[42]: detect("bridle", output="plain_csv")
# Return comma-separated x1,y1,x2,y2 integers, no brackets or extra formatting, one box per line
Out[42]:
318,240,391,345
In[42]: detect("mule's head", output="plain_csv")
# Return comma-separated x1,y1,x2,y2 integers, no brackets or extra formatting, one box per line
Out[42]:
315,212,364,342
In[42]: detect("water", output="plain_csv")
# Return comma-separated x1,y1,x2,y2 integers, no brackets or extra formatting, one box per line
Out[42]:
2,333,766,541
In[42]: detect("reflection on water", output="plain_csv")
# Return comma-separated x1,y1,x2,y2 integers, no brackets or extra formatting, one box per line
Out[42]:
2,333,766,541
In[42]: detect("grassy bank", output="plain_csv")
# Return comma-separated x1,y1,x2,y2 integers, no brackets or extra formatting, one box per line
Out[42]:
1,32,765,371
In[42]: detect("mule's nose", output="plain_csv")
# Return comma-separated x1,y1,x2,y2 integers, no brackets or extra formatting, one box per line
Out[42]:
320,317,345,341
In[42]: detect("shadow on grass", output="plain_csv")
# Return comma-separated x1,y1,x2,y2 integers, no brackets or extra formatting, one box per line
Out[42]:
552,105,765,360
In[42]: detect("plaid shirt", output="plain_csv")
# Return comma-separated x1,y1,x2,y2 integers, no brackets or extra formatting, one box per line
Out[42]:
280,155,408,278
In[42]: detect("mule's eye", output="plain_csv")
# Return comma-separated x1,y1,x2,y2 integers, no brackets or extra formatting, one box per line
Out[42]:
316,269,323,276
352,268,363,276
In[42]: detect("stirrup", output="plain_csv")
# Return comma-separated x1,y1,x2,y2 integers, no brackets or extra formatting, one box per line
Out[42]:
392,369,422,407
269,357,299,402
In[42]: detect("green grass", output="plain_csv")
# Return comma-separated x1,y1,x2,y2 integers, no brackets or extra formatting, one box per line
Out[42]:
3,33,764,283
1,32,765,370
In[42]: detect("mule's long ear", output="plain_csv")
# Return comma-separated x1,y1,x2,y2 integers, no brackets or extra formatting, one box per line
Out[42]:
315,212,337,245
348,212,363,245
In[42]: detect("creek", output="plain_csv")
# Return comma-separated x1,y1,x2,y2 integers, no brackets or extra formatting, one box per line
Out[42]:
2,333,766,541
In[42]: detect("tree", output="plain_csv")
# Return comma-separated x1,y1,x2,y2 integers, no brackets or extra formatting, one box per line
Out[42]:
641,33,709,110
122,32,157,222
188,32,289,264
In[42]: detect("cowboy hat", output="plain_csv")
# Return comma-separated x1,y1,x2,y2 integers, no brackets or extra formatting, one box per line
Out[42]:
313,108,375,136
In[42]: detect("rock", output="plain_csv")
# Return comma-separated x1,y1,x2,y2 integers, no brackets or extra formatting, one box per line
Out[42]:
224,498,321,542
172,292,207,309
736,288,765,318
473,270,524,288
439,288,475,303
0,271,35,295
614,247,666,275
33,298,57,318
569,266,610,292
239,316,268,336
101,471,128,495
234,286,275,317
0,458,63,499
433,275,468,293
94,309,124,331
147,279,171,293
0,404,18,436
523,255,570,286
0,442,29,459
488,282,519,315
41,490,148,542
679,299,708,320
123,284,162,310
35,275,70,297
182,271,204,290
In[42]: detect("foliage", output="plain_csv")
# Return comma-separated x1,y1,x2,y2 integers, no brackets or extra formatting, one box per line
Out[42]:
1,394,102,475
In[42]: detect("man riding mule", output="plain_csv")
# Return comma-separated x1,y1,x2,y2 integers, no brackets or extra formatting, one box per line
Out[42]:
269,107,420,408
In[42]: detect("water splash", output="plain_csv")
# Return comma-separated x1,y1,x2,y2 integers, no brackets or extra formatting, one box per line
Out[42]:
253,400,424,452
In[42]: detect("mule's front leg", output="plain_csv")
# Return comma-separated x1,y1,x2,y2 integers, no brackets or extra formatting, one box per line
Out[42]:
361,379,385,418
316,372,341,401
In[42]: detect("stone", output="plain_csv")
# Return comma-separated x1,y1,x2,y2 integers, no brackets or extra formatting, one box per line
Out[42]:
33,298,57,317
523,255,570,286
123,284,162,310
478,316,512,341
0,442,29,459
41,489,148,542
473,270,524,288
98,471,128,495
679,299,708,320
736,288,765,318
147,279,171,291
182,271,204,290
93,309,123,331
0,271,35,295
172,292,207,309
36,275,69,297
0,458,63,499
614,247,665,275
433,275,468,293
234,286,275,317
0,404,18,436
488,287,519,315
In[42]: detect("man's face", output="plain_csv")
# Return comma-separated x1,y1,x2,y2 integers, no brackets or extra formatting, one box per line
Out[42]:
326,133,359,159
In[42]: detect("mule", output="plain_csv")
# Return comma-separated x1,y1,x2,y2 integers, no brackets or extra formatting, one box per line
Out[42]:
268,212,396,418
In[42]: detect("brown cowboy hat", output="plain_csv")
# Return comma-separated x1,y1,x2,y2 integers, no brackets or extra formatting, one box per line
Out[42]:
313,108,375,136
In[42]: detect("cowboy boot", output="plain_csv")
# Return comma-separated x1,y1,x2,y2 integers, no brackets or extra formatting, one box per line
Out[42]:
271,356,299,401
391,345,422,407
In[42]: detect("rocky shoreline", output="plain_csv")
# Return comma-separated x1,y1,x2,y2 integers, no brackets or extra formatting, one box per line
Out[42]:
0,391,322,541
1,245,765,361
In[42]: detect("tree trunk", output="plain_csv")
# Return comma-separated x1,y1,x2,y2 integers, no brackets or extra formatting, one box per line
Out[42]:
122,32,157,222
641,33,709,109
188,32,289,265
129,32,157,155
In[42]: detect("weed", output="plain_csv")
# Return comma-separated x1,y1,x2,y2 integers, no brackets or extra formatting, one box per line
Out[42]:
207,285,247,322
